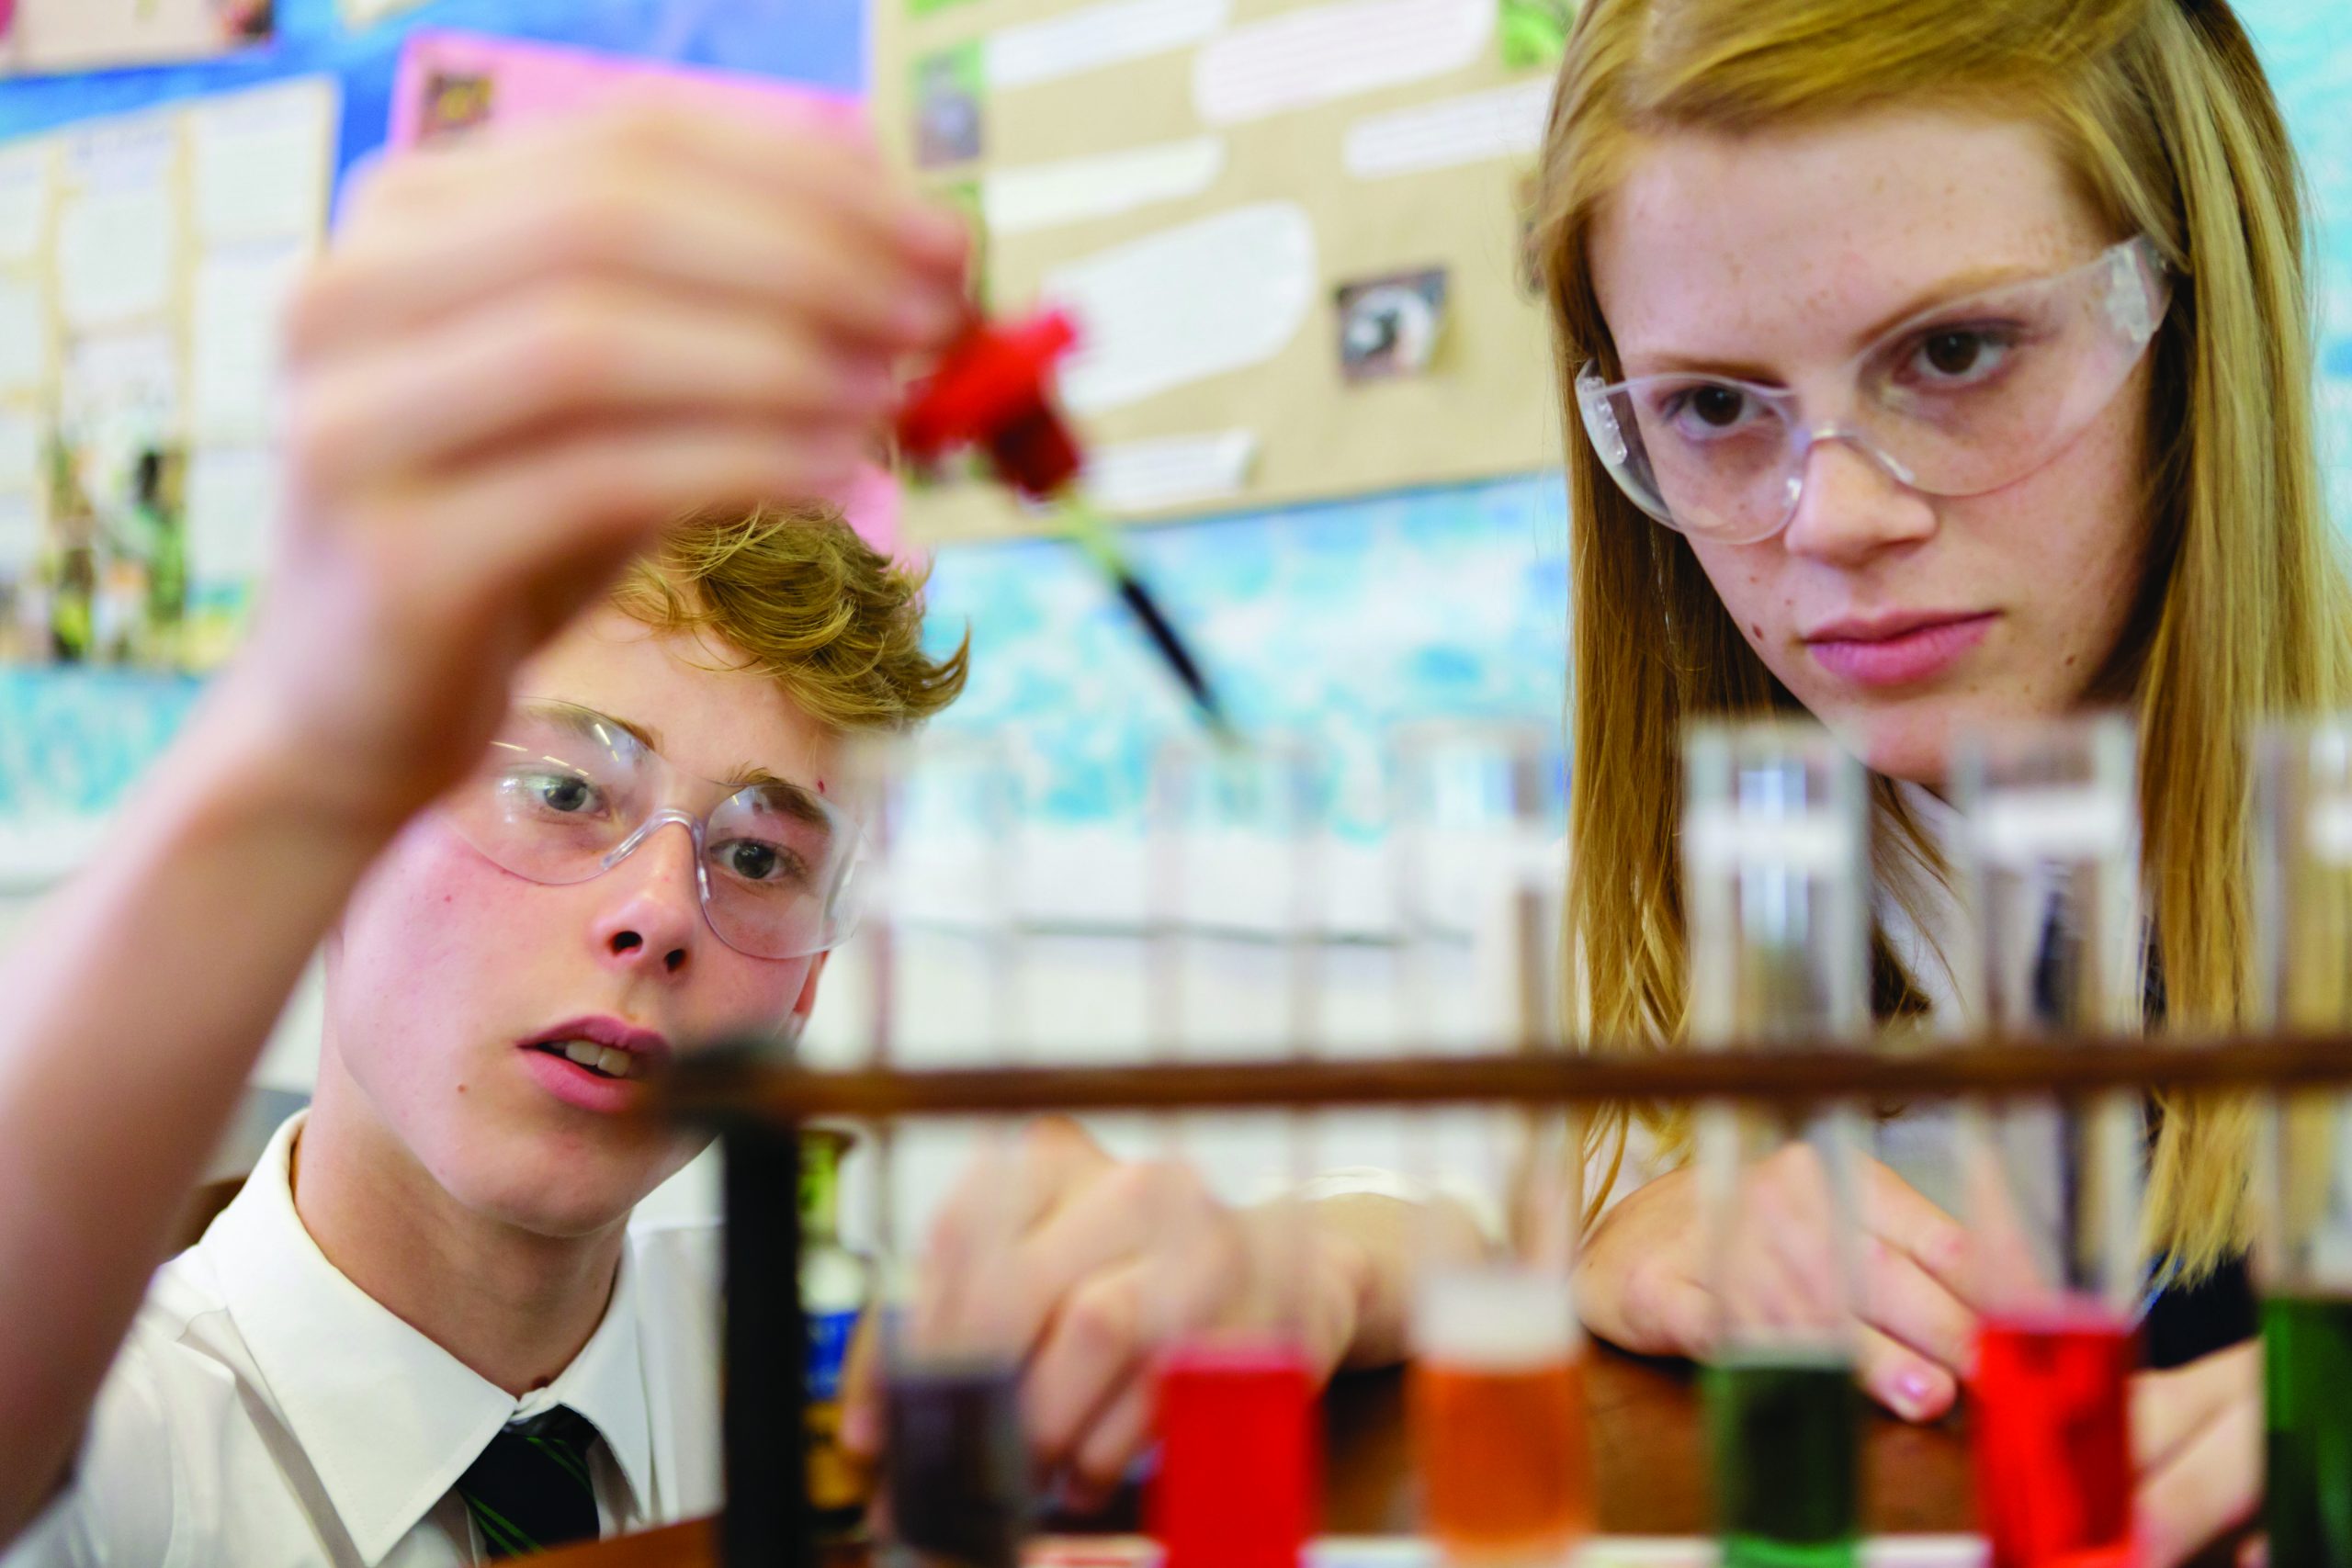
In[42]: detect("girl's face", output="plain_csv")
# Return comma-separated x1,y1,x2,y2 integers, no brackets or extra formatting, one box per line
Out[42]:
1589,108,2156,786
321,607,840,1237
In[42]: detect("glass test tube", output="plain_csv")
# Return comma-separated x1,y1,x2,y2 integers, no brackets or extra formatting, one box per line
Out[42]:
802,1122,872,1533
1393,722,1591,1566
1952,715,2143,1568
866,735,1034,1568
1145,738,1324,1568
2253,721,2352,1566
1683,719,1869,1568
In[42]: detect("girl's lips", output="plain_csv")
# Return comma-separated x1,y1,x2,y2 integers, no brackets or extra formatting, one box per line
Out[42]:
1805,613,1996,688
519,1044,652,1115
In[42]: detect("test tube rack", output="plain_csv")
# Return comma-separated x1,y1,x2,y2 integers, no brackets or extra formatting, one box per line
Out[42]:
666,1030,2352,1566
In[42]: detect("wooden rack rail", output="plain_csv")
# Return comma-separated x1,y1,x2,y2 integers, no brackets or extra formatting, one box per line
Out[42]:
665,1031,2352,1124
673,1030,2352,1568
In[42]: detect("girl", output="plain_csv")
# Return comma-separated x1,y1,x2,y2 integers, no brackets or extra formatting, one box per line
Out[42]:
1550,0,2335,1556
878,1,2324,1560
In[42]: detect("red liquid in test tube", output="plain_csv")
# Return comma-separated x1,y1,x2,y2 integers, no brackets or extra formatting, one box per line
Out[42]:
1149,1340,1319,1568
1971,1305,2139,1568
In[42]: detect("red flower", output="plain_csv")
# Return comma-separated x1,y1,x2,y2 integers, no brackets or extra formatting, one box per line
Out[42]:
896,310,1085,499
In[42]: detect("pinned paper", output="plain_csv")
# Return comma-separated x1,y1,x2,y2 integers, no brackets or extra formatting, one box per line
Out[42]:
388,31,862,151
191,240,306,442
984,137,1225,236
835,462,908,563
0,141,54,265
1336,268,1450,380
340,0,433,23
0,280,48,393
56,118,179,329
1498,0,1575,68
1193,0,1492,125
0,411,39,491
188,79,336,244
59,330,180,456
1,0,269,74
1044,202,1317,413
186,446,280,581
0,491,38,577
1343,79,1551,179
985,0,1229,91
913,42,986,168
1082,430,1257,514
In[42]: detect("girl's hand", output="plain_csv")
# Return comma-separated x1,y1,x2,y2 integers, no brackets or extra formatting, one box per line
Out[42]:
840,1117,1373,1512
240,99,968,829
1574,1147,1978,1421
2133,1340,2261,1567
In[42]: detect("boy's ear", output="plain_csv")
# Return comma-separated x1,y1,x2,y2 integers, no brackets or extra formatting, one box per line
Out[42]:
786,953,831,1039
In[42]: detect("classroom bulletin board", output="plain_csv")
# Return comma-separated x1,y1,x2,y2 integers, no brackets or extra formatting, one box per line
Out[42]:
876,0,1576,541
0,76,336,669
0,1,276,79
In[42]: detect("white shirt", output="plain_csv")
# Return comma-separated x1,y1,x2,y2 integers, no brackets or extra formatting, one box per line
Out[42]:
7,1112,725,1568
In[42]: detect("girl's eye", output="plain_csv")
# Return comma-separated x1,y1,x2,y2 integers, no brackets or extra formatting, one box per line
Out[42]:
1906,326,2014,386
1657,382,1763,437
1690,386,1747,426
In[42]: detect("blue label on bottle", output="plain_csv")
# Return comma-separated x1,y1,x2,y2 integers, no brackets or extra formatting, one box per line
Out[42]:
808,1307,858,1401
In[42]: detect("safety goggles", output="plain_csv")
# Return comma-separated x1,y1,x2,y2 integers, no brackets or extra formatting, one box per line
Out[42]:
1575,236,2172,545
439,699,863,960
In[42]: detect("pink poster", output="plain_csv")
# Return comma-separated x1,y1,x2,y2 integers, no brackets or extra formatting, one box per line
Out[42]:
388,31,904,560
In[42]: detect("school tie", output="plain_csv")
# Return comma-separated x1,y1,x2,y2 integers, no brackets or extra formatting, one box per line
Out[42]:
455,1405,603,1559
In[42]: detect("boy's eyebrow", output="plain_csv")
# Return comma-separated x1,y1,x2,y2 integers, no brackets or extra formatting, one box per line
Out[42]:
522,701,811,801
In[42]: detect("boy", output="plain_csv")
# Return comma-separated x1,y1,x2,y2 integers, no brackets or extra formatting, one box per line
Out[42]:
0,102,970,1559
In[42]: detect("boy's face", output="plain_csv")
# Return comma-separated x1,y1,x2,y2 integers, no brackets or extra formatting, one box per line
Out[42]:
322,605,842,1237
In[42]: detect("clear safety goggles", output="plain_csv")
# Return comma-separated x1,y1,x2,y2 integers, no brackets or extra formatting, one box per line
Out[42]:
439,699,864,960
1575,236,2172,545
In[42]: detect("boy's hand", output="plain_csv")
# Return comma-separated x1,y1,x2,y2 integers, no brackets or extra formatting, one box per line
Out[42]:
839,1117,1371,1512
235,101,968,830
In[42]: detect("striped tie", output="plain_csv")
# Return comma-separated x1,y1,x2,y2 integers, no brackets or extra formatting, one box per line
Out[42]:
455,1406,602,1559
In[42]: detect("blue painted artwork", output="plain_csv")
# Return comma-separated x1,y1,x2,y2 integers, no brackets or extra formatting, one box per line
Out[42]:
2,1,2350,835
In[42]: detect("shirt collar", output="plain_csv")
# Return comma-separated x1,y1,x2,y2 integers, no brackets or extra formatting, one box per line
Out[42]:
206,1111,656,1566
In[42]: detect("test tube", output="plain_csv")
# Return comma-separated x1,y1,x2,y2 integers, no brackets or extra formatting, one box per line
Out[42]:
2253,720,2352,1565
861,734,1034,1568
1145,738,1324,1568
1951,714,2143,1568
1682,718,1869,1568
1392,721,1591,1566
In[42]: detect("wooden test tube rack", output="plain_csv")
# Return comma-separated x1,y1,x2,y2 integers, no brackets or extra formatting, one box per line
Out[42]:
665,1030,2352,1567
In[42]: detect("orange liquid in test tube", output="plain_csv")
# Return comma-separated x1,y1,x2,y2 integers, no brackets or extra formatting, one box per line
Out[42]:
1410,1274,1594,1563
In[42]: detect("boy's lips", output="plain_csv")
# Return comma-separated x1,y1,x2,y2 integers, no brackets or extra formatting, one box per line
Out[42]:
515,1016,672,1114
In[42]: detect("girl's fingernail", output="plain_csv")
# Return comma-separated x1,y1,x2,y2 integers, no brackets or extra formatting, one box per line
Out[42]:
1896,1367,1937,1414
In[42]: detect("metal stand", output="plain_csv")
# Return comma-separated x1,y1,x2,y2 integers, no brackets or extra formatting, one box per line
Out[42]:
721,1119,810,1567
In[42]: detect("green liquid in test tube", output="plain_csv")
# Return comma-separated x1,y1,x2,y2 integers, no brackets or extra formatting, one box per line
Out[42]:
2255,723,2352,1566
1703,1349,1861,1568
1681,720,1870,1568
2264,1294,2352,1562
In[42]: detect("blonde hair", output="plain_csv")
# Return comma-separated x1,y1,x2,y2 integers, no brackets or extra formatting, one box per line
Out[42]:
1543,0,2352,1272
610,503,969,732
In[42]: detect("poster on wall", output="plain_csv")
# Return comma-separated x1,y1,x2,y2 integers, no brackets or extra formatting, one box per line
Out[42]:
873,0,1575,541
0,75,336,671
387,31,905,558
1,0,273,78
338,0,435,27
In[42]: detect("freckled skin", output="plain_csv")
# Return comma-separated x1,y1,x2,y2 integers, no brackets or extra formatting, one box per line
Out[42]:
316,607,838,1239
1589,109,2154,787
